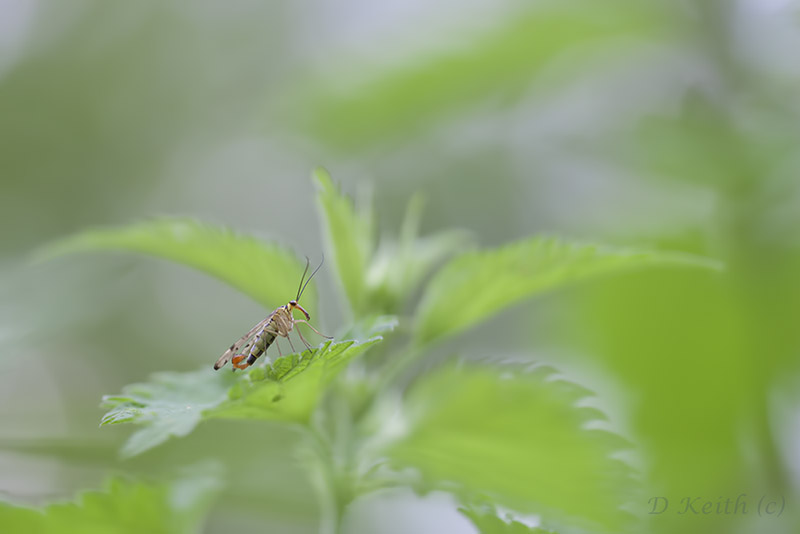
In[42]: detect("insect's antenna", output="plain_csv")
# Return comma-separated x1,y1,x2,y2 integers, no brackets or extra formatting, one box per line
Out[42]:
295,257,311,301
297,255,324,301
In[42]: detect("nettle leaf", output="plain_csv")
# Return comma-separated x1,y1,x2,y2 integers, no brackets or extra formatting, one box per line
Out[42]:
102,336,384,457
385,363,635,533
365,194,470,314
415,236,722,344
460,505,557,534
211,337,382,421
314,168,372,314
298,3,664,152
0,467,220,534
37,217,313,309
335,314,399,347
100,369,238,458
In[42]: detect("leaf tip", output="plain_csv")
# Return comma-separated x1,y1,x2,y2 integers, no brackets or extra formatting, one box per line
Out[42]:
312,167,333,189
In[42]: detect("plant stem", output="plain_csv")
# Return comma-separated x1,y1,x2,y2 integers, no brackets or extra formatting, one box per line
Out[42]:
304,426,344,534
306,387,358,534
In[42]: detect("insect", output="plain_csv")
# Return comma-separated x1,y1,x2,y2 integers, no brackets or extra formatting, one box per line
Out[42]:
213,257,331,371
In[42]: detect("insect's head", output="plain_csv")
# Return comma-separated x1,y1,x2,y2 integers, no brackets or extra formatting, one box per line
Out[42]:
287,300,310,320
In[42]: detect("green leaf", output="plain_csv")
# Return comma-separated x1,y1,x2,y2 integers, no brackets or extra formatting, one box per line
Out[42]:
365,194,470,314
211,337,382,421
334,314,399,347
297,3,666,152
385,363,635,532
415,236,723,344
0,503,41,534
460,504,557,534
37,217,313,309
313,168,372,314
102,336,385,457
0,468,220,534
100,369,238,458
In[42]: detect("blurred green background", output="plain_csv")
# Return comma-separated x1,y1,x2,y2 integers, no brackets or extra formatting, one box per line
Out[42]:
1,0,799,533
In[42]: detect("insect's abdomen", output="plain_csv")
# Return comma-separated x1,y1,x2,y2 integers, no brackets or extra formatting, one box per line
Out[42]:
246,328,276,366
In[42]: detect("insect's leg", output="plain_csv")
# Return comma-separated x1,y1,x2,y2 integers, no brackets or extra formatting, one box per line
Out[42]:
293,319,333,339
286,335,297,353
274,337,283,357
296,328,314,351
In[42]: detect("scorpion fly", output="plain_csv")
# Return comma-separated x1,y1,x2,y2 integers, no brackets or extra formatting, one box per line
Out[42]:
213,257,331,371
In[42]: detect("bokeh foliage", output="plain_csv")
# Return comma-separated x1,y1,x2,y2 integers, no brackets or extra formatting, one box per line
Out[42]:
2,1,799,533
29,172,719,534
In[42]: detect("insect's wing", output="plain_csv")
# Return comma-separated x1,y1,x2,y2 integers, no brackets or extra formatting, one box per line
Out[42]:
214,312,275,370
